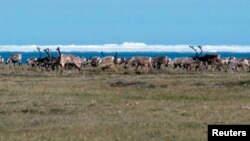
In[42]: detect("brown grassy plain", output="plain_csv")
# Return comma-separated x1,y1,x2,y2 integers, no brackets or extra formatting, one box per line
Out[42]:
0,66,250,141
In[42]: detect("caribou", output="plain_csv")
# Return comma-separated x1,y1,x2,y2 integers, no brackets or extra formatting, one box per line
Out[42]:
172,58,189,70
124,56,152,72
100,52,115,64
236,58,249,71
0,56,5,64
80,57,88,67
228,57,249,72
26,57,38,68
36,47,52,70
113,52,124,65
44,48,59,71
90,56,102,67
151,56,171,69
0,56,5,69
6,54,22,68
171,57,200,71
189,46,220,71
215,57,230,72
114,57,126,65
56,47,82,73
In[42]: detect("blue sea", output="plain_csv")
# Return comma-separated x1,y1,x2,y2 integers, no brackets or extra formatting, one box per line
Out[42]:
0,52,250,64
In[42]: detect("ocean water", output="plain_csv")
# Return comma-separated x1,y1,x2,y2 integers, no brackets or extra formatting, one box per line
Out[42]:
0,52,250,64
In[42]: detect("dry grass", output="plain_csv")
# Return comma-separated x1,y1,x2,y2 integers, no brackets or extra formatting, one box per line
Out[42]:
0,66,250,141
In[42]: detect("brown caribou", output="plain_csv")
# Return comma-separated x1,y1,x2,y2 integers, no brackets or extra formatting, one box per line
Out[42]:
151,56,171,69
228,57,249,72
172,58,188,69
0,56,5,69
100,52,115,64
114,57,126,65
215,57,230,71
124,56,152,72
6,54,22,68
237,58,249,71
0,56,5,64
181,58,201,71
56,47,81,73
171,57,200,71
90,56,102,67
113,52,125,65
80,57,88,67
26,57,38,68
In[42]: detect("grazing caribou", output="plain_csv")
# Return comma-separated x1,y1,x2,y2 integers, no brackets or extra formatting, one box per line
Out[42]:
237,58,249,71
6,54,22,68
26,57,38,68
216,57,230,72
228,57,249,72
124,57,152,72
172,58,187,69
152,56,171,69
80,57,88,67
114,57,126,65
181,58,200,71
172,57,200,71
100,52,115,64
90,56,102,67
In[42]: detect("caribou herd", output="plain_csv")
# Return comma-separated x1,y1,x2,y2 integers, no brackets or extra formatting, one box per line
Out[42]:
0,46,250,73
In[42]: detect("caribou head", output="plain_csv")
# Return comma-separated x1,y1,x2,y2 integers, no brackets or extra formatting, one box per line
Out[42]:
56,47,61,56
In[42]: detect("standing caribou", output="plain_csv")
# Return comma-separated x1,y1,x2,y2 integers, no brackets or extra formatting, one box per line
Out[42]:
189,45,220,71
36,47,52,70
124,56,153,72
44,48,58,71
56,47,82,74
6,54,22,68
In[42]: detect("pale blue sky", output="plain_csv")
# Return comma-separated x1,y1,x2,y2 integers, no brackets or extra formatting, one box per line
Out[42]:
0,0,249,45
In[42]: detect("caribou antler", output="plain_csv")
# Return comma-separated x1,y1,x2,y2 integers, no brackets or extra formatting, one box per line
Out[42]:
101,52,105,57
189,46,198,57
114,52,118,59
37,47,41,51
49,48,54,57
37,47,41,59
56,47,61,56
44,48,51,58
197,45,203,55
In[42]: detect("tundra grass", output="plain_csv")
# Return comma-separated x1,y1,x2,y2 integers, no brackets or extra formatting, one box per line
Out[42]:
0,66,250,141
